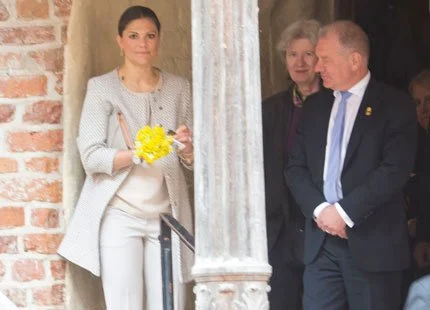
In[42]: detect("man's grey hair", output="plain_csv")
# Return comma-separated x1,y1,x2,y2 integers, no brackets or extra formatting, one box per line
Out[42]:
277,19,322,63
409,69,430,94
319,20,370,59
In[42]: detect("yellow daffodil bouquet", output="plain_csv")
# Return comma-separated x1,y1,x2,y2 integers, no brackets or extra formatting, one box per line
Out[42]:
134,125,173,165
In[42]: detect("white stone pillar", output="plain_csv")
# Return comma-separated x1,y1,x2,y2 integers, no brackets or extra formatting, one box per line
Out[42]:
191,1,272,309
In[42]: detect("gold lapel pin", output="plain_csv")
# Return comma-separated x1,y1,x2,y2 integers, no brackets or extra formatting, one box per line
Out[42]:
365,107,372,116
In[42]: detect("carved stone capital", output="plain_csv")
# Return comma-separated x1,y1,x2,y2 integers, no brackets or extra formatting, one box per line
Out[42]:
194,281,270,310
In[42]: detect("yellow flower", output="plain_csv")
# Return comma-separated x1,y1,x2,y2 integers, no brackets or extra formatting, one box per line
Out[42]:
134,125,173,165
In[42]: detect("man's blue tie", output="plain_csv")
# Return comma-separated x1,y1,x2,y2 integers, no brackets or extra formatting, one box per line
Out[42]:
324,91,352,204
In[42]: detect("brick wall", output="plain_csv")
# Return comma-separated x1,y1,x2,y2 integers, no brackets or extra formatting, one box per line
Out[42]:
0,0,70,308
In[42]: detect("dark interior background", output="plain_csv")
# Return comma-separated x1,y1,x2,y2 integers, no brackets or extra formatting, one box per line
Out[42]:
335,0,430,92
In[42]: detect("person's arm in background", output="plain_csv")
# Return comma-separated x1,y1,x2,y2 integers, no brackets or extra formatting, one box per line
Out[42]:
175,80,194,169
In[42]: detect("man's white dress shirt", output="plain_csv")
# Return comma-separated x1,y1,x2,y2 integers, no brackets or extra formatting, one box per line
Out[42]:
314,71,371,227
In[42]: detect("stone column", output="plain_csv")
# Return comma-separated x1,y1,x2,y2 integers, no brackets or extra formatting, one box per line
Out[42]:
191,1,272,309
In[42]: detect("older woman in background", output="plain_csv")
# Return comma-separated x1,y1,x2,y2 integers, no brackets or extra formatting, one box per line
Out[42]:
262,19,321,310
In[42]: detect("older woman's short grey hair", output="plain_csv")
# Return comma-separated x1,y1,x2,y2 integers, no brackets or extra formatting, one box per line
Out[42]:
277,19,322,62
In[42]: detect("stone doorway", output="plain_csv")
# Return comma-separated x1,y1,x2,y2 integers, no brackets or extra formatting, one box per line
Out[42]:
62,1,335,308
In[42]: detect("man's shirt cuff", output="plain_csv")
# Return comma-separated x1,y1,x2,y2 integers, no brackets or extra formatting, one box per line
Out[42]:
313,202,355,228
334,203,355,228
313,202,331,219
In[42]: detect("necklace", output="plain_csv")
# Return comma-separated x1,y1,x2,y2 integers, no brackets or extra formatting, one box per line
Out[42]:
117,67,161,92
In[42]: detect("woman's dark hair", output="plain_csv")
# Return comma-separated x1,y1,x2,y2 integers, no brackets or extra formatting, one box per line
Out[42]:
118,6,161,37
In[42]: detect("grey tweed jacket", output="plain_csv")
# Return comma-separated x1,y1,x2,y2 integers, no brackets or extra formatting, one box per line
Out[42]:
58,70,194,282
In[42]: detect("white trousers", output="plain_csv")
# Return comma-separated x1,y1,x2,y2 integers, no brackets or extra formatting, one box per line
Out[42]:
100,207,185,310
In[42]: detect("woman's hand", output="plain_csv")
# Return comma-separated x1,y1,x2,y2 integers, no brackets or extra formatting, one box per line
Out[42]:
174,125,193,154
174,125,193,165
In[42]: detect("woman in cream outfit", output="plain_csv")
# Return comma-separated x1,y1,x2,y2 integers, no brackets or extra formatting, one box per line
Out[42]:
58,6,194,310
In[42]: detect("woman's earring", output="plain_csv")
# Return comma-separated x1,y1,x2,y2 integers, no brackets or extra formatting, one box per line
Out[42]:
120,48,124,56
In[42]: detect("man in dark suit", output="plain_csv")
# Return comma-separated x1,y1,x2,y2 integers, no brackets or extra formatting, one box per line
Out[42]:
286,20,417,310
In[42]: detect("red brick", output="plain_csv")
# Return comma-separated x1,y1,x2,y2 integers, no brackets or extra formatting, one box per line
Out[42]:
0,26,55,45
50,260,66,280
54,0,71,17
0,207,24,228
0,157,18,173
28,48,64,72
24,234,63,254
23,100,62,124
31,208,59,228
0,1,10,21
0,104,15,122
7,130,63,152
0,52,22,69
3,288,27,307
25,157,59,173
54,72,63,95
12,260,45,282
17,0,49,19
0,75,47,98
33,284,64,306
0,178,62,203
0,236,18,254
0,261,4,279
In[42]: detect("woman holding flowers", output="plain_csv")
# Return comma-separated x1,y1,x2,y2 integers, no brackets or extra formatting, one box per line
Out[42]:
58,6,193,309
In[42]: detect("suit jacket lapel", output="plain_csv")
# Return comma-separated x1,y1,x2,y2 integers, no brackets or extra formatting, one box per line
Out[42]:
343,78,380,171
319,92,333,147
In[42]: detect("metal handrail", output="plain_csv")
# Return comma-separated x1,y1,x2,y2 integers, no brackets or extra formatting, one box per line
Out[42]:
159,213,195,310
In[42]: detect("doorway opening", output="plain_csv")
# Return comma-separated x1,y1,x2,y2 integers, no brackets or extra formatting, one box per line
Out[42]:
337,0,430,92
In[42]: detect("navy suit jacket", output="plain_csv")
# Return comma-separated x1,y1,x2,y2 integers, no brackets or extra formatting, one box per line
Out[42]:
263,86,306,266
286,77,417,272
